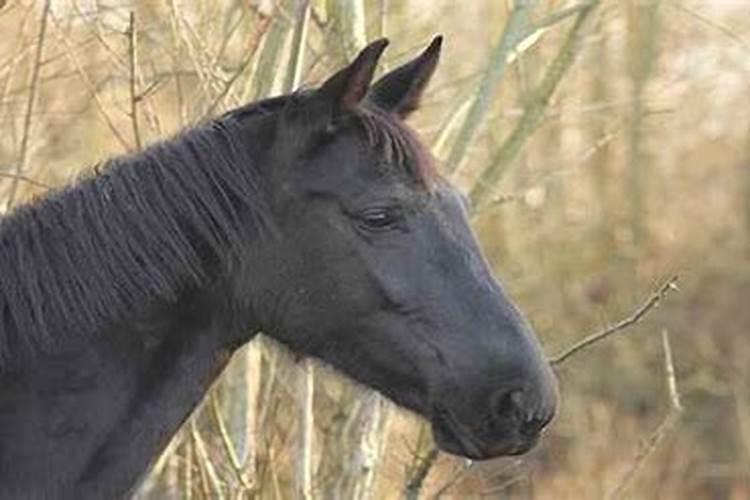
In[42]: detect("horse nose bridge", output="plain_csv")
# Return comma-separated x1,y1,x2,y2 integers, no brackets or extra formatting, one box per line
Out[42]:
433,238,556,405
472,289,543,364
467,307,558,418
453,248,532,339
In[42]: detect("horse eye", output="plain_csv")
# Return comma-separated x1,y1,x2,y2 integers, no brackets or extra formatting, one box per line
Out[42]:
358,207,401,230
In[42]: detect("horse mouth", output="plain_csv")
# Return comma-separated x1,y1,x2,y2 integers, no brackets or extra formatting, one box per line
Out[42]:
431,406,540,460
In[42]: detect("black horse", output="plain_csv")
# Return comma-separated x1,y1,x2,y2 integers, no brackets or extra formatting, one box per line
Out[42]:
0,37,557,498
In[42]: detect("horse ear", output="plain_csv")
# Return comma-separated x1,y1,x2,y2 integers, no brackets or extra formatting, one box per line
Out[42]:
318,38,389,114
368,36,442,118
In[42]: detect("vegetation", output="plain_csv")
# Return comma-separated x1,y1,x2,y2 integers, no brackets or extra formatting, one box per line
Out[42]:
1,0,748,498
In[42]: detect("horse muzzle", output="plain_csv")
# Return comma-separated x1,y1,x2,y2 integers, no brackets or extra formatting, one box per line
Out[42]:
430,382,557,460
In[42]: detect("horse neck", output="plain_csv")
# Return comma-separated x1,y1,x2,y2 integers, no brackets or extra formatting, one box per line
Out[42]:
0,118,269,498
0,117,266,369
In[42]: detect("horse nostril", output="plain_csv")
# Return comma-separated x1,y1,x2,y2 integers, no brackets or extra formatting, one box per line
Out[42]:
491,388,526,421
520,416,546,437
490,387,551,429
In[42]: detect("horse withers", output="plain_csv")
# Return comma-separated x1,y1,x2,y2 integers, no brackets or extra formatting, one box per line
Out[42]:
0,36,557,498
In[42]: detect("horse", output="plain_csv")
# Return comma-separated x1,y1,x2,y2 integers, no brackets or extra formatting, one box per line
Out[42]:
0,36,557,499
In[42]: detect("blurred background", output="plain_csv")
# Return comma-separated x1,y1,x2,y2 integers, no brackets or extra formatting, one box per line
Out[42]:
1,0,748,498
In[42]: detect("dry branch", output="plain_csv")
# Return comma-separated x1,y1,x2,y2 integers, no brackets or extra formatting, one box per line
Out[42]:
670,2,750,52
203,14,272,118
0,170,49,189
50,13,132,152
283,0,311,93
209,394,254,492
404,446,439,500
5,0,51,210
606,329,683,499
251,4,292,100
444,0,537,175
190,419,226,500
296,359,315,500
127,12,142,151
535,1,598,31
430,459,474,499
550,275,679,366
470,2,598,207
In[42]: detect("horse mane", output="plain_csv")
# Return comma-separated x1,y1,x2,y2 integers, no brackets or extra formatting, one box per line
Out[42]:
0,93,435,368
0,113,266,367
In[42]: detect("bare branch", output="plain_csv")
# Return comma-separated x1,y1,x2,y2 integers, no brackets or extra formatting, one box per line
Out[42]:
404,446,439,500
283,0,311,93
50,13,132,152
0,170,50,189
535,1,598,31
670,2,750,52
190,419,227,500
550,275,679,366
662,328,682,411
430,459,474,499
607,329,683,499
296,359,315,500
127,12,142,151
5,0,51,210
444,0,538,175
209,394,254,492
470,2,598,207
734,384,750,468
203,15,272,118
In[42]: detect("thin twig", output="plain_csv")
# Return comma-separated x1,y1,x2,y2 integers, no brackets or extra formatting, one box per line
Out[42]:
445,0,538,175
127,12,142,151
661,329,682,411
70,0,127,71
192,425,213,500
607,329,683,499
535,1,597,31
203,15,272,118
184,437,194,500
550,275,679,366
470,2,598,206
50,13,132,152
212,1,249,70
404,446,439,500
0,170,50,189
167,0,227,117
191,419,227,500
5,0,51,210
669,1,750,52
209,394,254,492
296,359,315,500
250,6,292,100
430,460,474,499
0,4,36,141
282,0,311,93
480,122,624,211
733,384,750,468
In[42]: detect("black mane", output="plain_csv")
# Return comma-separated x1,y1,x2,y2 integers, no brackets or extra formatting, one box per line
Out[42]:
0,115,264,367
0,94,434,369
